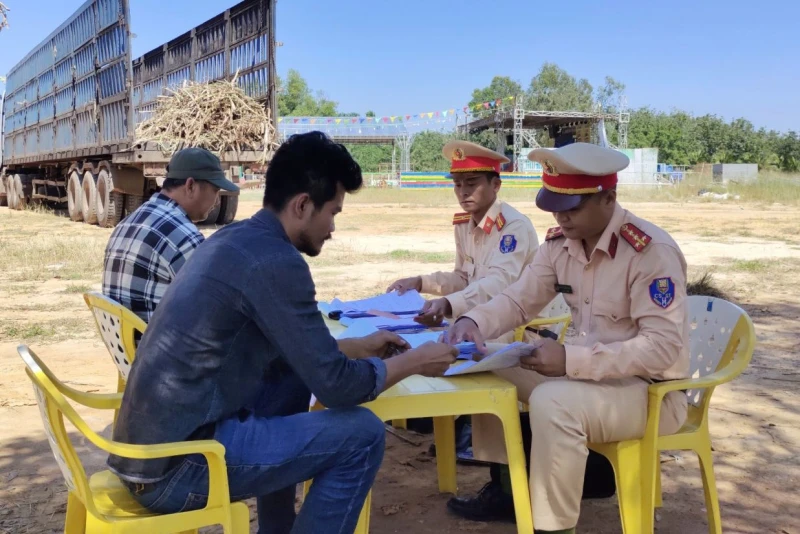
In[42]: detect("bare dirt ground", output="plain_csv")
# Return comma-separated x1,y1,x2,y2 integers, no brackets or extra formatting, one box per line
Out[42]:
1,190,799,534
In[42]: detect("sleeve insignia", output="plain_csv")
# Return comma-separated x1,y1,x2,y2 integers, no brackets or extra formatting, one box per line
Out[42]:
499,235,517,254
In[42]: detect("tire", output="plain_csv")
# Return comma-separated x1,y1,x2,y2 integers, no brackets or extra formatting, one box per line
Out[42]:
67,170,84,221
96,169,124,227
216,195,239,225
0,175,8,207
6,175,17,210
201,202,222,225
81,170,98,224
12,174,26,210
124,194,144,217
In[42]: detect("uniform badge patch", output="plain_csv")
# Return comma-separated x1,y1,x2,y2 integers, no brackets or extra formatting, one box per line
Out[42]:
499,235,517,254
649,277,675,309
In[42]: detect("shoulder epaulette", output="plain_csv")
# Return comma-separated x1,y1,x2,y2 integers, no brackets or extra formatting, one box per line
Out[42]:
620,223,651,252
452,212,471,225
495,212,507,231
545,226,564,241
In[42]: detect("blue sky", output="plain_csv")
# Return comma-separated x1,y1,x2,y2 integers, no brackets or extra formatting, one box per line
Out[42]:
1,0,797,132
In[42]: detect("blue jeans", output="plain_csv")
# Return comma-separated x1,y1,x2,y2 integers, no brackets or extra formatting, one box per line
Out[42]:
128,371,385,534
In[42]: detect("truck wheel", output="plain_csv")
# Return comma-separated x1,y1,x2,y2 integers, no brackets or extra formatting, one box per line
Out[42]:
67,170,84,221
201,202,222,225
12,174,26,210
124,194,144,216
81,171,98,224
0,175,8,207
6,175,17,210
96,169,124,227
216,195,239,225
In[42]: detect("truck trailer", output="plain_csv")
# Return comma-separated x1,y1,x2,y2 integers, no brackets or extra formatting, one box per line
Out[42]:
0,0,276,226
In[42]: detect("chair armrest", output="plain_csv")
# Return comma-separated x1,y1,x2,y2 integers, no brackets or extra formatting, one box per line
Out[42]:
647,365,741,402
55,385,122,410
104,439,231,509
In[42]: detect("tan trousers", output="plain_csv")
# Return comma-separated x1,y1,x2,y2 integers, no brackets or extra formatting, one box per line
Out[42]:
471,367,688,531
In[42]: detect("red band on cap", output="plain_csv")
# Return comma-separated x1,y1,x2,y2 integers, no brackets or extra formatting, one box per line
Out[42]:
450,156,502,173
542,172,618,195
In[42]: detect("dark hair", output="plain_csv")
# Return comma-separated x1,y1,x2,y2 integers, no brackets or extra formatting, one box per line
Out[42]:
161,178,188,191
263,131,363,211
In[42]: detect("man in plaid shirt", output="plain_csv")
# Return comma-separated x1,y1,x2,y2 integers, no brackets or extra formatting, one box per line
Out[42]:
102,148,239,322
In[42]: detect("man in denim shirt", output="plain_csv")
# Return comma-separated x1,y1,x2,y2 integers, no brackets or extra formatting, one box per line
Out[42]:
108,132,459,533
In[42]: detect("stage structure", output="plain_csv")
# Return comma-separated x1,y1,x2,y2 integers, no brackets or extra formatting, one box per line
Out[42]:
457,95,629,172
278,118,412,174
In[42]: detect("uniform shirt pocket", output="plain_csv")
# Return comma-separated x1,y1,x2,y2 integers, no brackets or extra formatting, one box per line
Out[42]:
592,298,631,324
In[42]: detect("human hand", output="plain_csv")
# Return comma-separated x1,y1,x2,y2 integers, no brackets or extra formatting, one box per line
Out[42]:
407,342,459,377
519,338,567,377
360,330,411,359
386,276,422,295
413,298,452,327
440,318,487,353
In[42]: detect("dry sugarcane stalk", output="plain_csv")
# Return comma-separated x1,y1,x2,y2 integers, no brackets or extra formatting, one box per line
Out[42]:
0,2,10,32
135,77,279,163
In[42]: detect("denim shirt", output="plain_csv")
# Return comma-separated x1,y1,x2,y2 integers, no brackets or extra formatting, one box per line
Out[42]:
107,209,388,483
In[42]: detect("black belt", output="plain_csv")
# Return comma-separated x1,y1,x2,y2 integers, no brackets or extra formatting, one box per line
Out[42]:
524,327,559,341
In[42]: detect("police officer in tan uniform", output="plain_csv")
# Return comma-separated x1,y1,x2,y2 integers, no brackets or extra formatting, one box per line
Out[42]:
444,143,690,534
388,140,539,462
388,140,539,332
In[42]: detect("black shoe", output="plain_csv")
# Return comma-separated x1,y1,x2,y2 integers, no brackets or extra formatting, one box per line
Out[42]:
446,481,515,522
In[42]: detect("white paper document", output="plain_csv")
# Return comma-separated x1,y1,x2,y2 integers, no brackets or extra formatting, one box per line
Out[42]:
444,342,536,376
329,290,425,314
338,314,435,330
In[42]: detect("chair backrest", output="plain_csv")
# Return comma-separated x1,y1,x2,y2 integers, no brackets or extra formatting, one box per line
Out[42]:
84,292,147,381
19,345,96,512
538,294,572,337
685,296,756,407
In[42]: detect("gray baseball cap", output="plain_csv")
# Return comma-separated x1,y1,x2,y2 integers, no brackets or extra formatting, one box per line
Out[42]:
165,147,240,192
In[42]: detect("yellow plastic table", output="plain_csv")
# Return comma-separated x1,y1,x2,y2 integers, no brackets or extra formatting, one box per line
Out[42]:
313,310,533,533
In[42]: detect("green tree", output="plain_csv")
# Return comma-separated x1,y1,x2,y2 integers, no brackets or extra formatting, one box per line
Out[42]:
410,131,456,172
277,69,340,116
468,76,522,110
527,63,595,112
366,110,376,117
346,144,394,173
776,131,800,172
595,76,626,113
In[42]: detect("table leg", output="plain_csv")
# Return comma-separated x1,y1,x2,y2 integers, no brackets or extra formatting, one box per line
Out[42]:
432,415,457,494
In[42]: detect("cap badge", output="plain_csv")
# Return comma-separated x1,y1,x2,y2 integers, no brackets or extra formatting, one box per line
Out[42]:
543,160,559,176
452,147,466,161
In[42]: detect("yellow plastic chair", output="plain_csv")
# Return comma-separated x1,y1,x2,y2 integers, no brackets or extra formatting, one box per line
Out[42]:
18,344,249,534
305,374,533,534
513,293,572,343
84,292,147,422
587,296,756,534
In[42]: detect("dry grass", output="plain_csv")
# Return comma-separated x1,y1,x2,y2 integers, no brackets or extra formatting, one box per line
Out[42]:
311,171,800,207
0,233,106,282
135,76,278,161
687,272,730,300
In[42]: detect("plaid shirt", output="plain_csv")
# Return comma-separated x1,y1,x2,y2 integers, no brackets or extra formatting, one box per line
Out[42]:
102,193,204,322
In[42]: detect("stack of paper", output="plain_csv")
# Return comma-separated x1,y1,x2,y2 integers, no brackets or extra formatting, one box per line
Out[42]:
320,290,426,318
444,342,536,376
